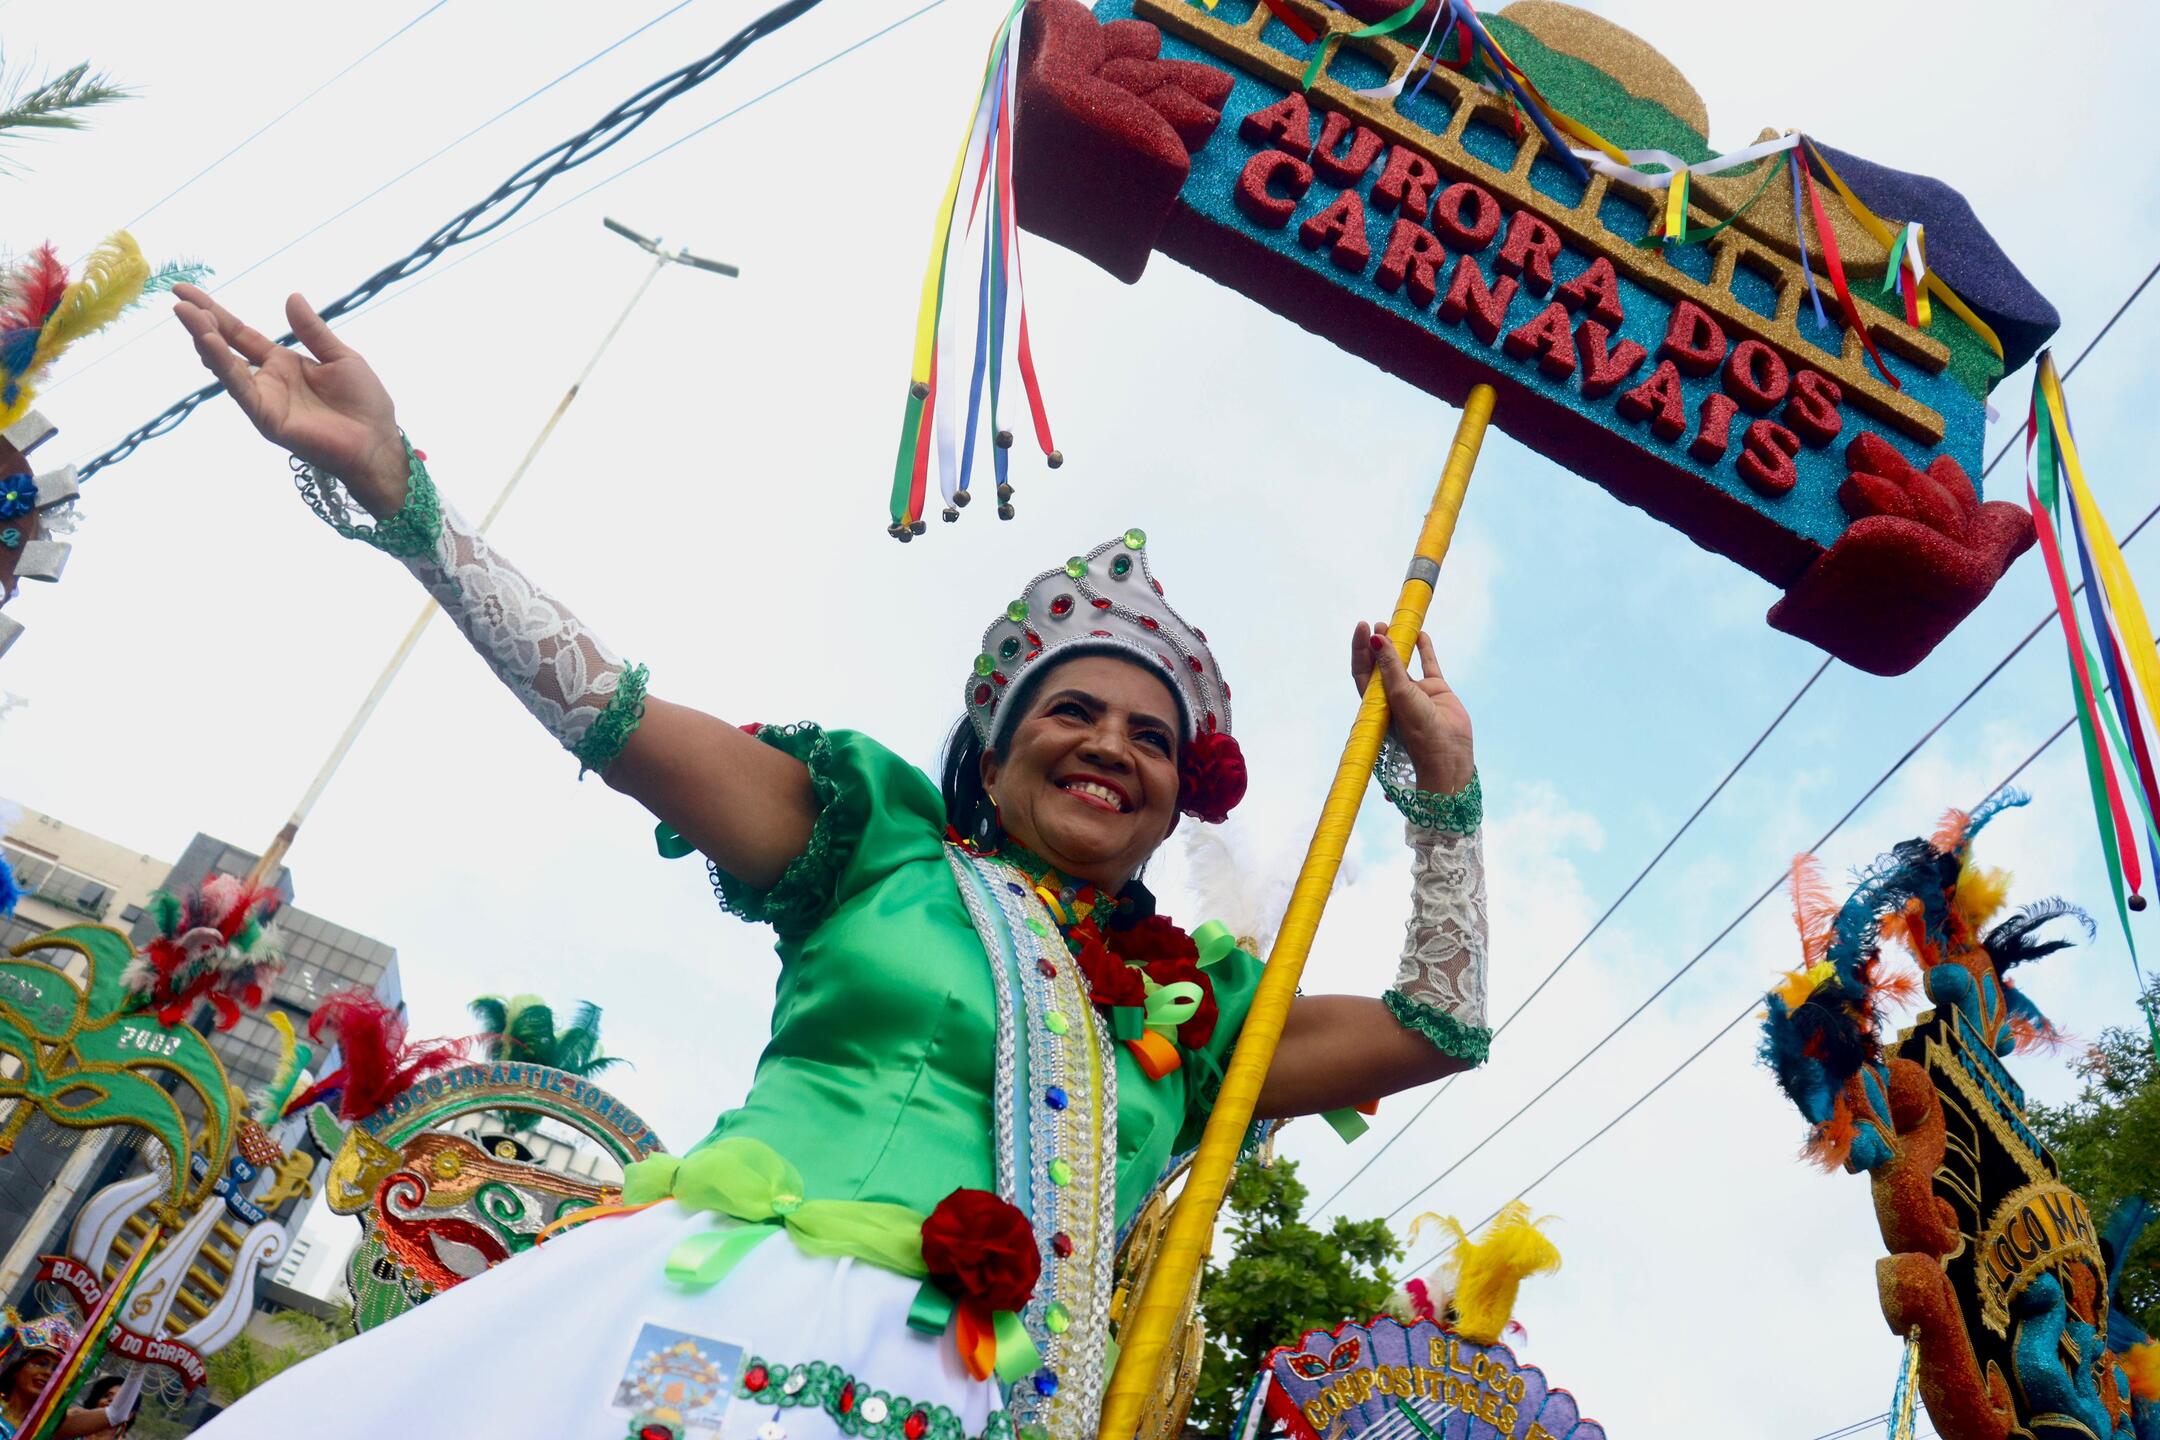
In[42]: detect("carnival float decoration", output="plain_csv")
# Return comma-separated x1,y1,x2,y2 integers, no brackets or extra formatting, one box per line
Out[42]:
0,918,241,1221
895,0,2056,682
1230,1203,1596,1440
0,237,204,658
1760,794,2160,1440
291,989,667,1332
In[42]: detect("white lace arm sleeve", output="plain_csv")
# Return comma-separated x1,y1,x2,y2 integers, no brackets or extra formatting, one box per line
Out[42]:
1383,821,1492,1064
294,446,647,775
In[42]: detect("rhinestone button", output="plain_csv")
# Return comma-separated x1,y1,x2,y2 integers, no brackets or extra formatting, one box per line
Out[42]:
1064,556,1087,579
1006,598,1029,623
782,1371,808,1396
1046,1301,1072,1334
1044,1086,1068,1110
975,653,995,677
1123,527,1146,549
1044,1010,1069,1035
1049,1159,1072,1186
860,1397,889,1425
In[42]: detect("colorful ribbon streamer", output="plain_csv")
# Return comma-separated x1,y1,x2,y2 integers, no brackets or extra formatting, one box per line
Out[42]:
889,0,1057,534
1301,0,1425,93
1794,141,1900,390
2025,352,2160,1058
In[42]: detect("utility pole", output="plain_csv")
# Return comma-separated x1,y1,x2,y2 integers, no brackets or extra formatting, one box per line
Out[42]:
246,220,735,886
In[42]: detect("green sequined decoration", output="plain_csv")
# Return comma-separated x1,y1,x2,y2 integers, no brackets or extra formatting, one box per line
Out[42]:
296,434,442,559
1382,988,1492,1065
1374,738,1482,834
573,663,650,778
737,1356,1006,1440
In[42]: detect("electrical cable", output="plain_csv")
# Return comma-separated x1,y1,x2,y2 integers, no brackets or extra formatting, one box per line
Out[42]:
50,0,707,396
1302,655,1834,1220
324,0,951,333
76,0,831,480
1398,617,2160,1272
121,0,456,232
1308,255,2160,1224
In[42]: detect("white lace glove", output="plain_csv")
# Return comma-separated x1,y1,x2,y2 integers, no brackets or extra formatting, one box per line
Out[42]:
294,443,647,775
1376,739,1491,1064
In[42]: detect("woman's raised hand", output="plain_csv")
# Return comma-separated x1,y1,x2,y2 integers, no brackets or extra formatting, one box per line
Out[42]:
1349,619,1475,794
172,286,410,518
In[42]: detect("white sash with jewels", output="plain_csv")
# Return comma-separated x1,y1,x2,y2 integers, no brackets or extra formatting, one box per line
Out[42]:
943,844,1120,1440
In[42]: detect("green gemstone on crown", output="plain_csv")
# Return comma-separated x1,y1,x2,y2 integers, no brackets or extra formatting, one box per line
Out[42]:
1109,554,1132,578
1064,556,1087,580
1000,636,1022,660
1122,528,1146,549
975,654,995,677
1006,599,1029,623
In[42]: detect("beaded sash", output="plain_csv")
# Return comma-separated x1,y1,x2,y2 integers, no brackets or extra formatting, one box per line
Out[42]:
944,844,1120,1440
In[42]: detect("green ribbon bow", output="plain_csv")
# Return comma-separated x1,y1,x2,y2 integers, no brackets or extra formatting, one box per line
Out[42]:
623,1138,927,1289
903,1282,1041,1383
1141,975,1203,1039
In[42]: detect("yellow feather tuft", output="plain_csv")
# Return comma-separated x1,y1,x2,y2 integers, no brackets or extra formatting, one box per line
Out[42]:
2123,1338,2160,1401
31,231,150,371
1772,959,1838,1013
1442,1202,1561,1345
1953,859,2012,934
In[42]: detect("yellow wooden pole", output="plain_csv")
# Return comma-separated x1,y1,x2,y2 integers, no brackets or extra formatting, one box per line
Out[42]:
1095,383,1496,1439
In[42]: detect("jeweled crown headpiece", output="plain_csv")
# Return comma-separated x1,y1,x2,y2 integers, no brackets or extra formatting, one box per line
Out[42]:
966,529,1246,822
1,1310,76,1364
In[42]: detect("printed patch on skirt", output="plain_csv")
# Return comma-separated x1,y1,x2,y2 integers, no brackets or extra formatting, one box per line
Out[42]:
610,1320,745,1439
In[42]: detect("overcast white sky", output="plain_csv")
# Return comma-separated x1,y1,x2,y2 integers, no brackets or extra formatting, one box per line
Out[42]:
4,0,2159,1435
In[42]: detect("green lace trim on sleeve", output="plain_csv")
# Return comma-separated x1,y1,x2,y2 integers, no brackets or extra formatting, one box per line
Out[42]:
1376,737,1482,834
705,723,855,940
572,663,648,778
292,434,442,559
1383,987,1491,1066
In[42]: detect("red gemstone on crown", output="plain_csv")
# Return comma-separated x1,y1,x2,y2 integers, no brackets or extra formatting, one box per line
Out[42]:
974,684,992,705
1090,630,1112,638
1138,616,1159,630
1026,630,1043,647
1187,656,1203,673
1050,595,1074,617
992,672,1009,687
905,1413,930,1440
1091,597,1112,610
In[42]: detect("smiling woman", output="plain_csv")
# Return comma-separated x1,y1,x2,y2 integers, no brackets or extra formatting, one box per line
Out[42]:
170,283,1498,1440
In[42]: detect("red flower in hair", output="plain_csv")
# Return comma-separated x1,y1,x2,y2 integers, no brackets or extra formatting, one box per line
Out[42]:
921,1188,1041,1312
1178,730,1247,823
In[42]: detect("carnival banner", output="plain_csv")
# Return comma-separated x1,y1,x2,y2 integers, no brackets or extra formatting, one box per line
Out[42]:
1264,1317,1606,1440
962,0,2057,675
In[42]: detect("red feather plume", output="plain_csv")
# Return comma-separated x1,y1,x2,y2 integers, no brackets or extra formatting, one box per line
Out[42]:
283,989,469,1122
2,245,71,332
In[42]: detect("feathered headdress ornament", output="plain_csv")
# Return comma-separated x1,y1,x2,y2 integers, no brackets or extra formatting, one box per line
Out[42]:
281,989,467,1123
1401,1203,1561,1346
0,1308,76,1367
0,234,193,429
123,873,284,1028
1759,792,2092,1168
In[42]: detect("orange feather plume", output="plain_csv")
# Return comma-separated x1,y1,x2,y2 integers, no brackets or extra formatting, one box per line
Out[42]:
1790,855,1837,966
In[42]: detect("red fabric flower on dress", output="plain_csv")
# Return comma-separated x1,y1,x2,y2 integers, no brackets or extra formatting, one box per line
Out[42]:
1104,914,1199,967
921,1188,1041,1313
1142,954,1218,1049
1178,729,1247,823
1075,926,1148,1009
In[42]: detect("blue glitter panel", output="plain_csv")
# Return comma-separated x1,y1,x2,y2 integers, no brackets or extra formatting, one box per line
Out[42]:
1099,0,1993,563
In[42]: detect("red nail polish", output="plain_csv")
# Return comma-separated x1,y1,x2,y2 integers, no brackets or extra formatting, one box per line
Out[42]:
1369,634,1386,650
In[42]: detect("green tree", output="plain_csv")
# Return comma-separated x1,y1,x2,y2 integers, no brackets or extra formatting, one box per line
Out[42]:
202,1302,357,1406
469,995,627,1133
2029,979,2160,1335
1189,1157,1402,1436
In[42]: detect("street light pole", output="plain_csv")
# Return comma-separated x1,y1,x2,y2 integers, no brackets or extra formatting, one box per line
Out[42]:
246,221,734,887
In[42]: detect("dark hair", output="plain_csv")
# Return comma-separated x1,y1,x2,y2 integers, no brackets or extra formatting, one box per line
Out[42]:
941,717,1000,850
84,1375,124,1407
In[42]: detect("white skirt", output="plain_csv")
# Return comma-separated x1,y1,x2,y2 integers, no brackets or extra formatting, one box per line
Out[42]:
202,1204,1008,1440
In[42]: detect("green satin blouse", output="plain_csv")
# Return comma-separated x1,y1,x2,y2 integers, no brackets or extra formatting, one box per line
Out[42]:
697,725,1263,1231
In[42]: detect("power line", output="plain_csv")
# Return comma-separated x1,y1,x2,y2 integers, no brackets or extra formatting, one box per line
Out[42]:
1313,254,2160,1225
50,0,706,396
76,0,832,480
1303,655,1834,1221
1401,617,2160,1274
121,0,456,232
326,0,951,334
